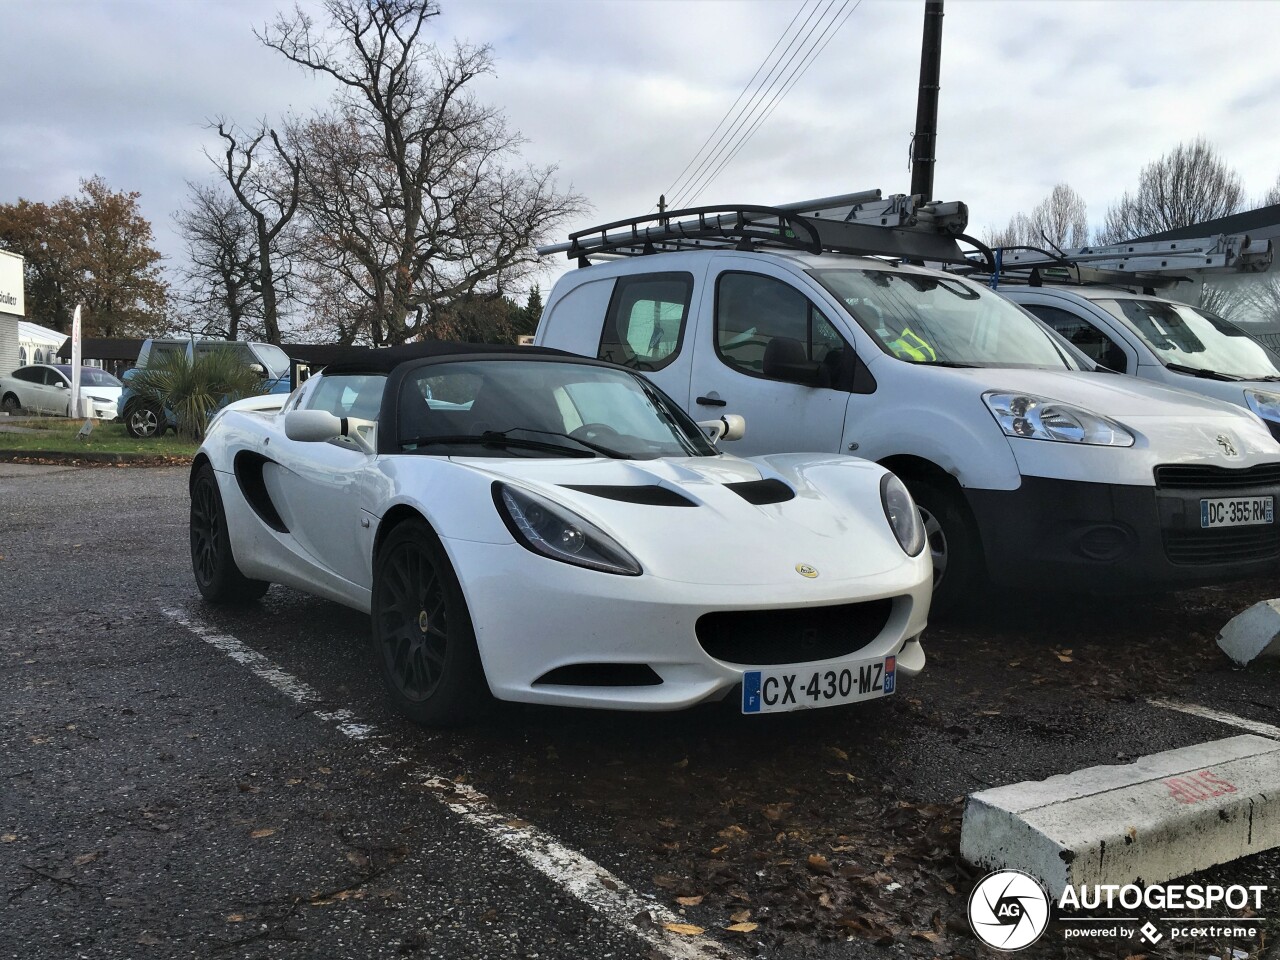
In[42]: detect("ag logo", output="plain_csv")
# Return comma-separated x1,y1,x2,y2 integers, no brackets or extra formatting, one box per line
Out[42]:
1216,434,1238,457
967,869,1050,951
795,563,818,578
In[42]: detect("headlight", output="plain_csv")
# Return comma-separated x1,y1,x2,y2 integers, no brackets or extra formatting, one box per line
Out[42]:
983,392,1134,447
1245,389,1280,424
494,483,642,576
880,473,926,557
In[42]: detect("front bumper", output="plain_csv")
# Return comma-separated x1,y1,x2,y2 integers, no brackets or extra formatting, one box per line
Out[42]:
442,537,930,711
967,469,1280,592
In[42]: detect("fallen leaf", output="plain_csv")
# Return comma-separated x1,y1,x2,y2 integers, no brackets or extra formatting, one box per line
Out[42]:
676,895,704,907
346,850,370,869
225,913,246,923
317,766,332,774
827,746,849,761
504,819,531,829
912,930,941,943
250,828,276,839
807,854,832,873
663,923,705,936
285,778,302,786
730,909,751,923
717,825,748,840
726,922,759,933
762,802,793,822
1057,654,1074,663
710,844,728,855
672,758,689,769
1,834,17,843
73,851,101,866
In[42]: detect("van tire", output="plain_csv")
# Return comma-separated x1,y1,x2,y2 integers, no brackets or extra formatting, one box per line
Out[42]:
905,478,984,616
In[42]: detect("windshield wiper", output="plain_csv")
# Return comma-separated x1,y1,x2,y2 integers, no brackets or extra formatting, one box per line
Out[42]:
912,359,982,368
494,426,633,459
1163,362,1243,381
400,434,594,458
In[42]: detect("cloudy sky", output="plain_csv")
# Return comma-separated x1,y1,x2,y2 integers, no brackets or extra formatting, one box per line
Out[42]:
6,0,1280,304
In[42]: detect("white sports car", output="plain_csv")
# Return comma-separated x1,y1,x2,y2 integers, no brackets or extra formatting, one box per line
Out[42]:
189,344,931,724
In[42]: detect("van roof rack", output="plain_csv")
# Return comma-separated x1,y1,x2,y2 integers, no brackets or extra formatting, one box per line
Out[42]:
958,234,1273,290
538,190,992,268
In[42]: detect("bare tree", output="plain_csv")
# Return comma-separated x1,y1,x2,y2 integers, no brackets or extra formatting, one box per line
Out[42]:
211,120,303,344
1264,174,1280,208
1031,183,1089,248
173,182,260,340
983,183,1089,250
1099,138,1244,243
261,0,585,345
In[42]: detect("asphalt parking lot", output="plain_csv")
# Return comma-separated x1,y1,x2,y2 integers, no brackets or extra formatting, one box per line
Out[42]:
2,462,1277,959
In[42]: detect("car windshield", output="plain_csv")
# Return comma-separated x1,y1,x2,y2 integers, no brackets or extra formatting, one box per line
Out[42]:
810,268,1071,369
1095,298,1280,380
398,359,716,459
252,343,292,379
53,366,122,387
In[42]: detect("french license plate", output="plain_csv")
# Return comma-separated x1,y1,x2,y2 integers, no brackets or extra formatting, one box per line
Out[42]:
1200,496,1274,528
742,657,895,714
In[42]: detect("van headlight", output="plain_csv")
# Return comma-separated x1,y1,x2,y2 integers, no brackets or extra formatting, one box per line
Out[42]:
983,392,1134,447
494,483,642,576
1245,389,1280,424
880,474,926,557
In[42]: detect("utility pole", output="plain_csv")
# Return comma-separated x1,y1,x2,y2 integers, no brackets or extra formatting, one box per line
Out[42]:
909,0,945,202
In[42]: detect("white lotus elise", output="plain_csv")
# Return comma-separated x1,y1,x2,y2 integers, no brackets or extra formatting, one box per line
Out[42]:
189,344,931,724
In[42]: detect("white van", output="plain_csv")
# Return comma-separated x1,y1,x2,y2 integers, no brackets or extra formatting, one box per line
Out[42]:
1001,284,1280,442
535,198,1280,609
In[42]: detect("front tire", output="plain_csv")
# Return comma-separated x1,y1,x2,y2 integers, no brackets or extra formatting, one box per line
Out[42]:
371,519,490,726
905,477,984,615
190,464,270,604
125,402,164,438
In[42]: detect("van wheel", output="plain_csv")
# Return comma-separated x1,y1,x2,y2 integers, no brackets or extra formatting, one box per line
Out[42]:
905,478,983,615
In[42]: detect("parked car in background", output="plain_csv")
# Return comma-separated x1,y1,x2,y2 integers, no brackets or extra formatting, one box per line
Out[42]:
1001,285,1280,441
0,364,122,419
190,343,931,724
535,202,1280,611
121,338,293,438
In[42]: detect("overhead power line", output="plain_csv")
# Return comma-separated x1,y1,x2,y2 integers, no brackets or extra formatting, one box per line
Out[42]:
671,0,840,208
661,1,812,207
681,0,862,208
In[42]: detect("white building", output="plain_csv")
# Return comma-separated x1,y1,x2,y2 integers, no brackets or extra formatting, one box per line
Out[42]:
0,250,22,376
18,320,63,367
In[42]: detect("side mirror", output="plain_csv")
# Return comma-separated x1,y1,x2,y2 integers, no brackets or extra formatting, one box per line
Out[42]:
249,363,266,376
285,409,344,443
697,414,746,444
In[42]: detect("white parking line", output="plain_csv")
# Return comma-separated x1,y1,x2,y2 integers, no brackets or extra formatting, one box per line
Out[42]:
1149,699,1280,739
162,606,736,960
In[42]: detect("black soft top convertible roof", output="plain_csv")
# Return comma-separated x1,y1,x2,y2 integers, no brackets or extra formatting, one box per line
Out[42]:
321,340,574,376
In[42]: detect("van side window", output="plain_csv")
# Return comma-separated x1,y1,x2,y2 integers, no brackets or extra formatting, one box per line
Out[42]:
598,273,693,371
1022,304,1128,373
715,272,848,384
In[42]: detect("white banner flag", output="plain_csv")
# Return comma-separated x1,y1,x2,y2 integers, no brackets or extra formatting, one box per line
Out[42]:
70,304,83,419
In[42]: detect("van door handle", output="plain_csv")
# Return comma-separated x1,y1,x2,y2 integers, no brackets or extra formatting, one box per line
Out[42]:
695,395,727,407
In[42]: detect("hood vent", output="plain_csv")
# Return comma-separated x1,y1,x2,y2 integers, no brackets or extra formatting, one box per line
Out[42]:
561,484,696,506
725,478,795,505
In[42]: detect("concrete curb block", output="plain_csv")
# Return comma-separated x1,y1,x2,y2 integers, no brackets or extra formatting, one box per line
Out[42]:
1218,599,1280,666
961,735,1280,897
0,450,191,465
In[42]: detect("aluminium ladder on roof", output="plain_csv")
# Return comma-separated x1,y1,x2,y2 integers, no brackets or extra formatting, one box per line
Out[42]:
971,234,1273,289
537,189,987,267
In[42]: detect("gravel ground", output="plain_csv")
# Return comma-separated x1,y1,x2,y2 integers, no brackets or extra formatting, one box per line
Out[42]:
1,463,1276,960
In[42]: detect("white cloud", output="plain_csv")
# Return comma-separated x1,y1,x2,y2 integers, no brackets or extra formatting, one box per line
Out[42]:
3,0,1278,309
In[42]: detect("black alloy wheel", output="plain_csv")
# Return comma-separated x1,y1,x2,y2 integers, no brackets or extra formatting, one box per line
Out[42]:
372,519,488,725
1,394,21,415
189,463,270,604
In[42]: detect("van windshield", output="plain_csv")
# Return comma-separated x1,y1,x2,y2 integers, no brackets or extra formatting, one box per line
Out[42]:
1095,298,1280,380
810,268,1070,369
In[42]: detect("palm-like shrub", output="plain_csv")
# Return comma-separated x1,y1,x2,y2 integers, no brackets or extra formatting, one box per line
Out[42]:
127,347,267,440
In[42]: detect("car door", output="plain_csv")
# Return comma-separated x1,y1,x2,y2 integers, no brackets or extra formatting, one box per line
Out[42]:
264,372,385,588
1015,297,1138,374
44,367,72,415
687,258,852,457
7,368,43,412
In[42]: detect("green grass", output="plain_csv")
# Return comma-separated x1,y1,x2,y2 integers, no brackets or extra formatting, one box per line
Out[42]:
0,418,198,457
